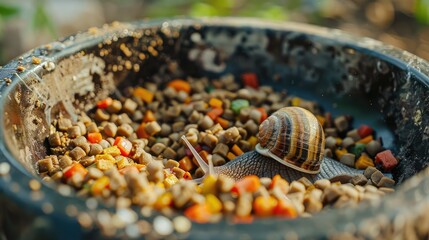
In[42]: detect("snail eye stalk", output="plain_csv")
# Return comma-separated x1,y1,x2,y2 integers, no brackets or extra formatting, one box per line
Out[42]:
181,135,216,183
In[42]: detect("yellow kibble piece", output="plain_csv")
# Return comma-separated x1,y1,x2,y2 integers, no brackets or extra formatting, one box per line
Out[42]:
91,176,109,195
116,156,130,169
355,154,375,169
96,159,115,171
95,154,116,162
154,192,173,210
335,148,347,159
103,146,121,157
247,136,258,149
201,175,218,195
205,194,222,213
209,98,223,109
164,174,179,188
291,97,301,106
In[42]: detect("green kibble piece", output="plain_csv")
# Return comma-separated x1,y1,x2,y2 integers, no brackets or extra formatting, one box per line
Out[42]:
350,143,366,157
231,99,249,114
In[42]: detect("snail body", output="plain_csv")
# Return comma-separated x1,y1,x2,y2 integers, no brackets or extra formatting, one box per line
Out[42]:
182,107,362,182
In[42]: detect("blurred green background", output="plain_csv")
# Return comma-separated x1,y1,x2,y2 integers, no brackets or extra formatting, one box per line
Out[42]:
1,0,429,64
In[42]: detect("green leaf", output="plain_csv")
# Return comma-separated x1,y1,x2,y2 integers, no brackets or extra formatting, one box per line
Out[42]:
32,2,57,38
0,4,19,18
189,3,219,17
415,0,429,24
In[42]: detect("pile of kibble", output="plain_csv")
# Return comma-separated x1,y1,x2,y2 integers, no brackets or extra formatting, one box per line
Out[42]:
37,73,397,223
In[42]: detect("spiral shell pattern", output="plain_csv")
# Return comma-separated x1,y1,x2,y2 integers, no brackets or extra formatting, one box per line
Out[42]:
257,107,325,173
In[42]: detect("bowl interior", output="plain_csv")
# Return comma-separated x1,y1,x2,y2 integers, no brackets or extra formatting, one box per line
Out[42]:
2,19,428,186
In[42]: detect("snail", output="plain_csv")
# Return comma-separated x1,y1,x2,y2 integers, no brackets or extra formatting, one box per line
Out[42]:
181,106,362,183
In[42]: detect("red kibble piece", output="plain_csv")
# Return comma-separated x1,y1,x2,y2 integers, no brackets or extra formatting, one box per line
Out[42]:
375,150,398,171
358,125,373,138
241,73,259,89
97,97,113,109
114,137,132,157
185,145,202,157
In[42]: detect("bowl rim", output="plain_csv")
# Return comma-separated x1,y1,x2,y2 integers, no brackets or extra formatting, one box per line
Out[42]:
0,17,428,238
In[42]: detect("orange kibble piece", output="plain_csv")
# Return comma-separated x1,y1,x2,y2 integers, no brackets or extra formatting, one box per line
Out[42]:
253,195,278,217
273,200,298,218
215,117,230,129
143,110,156,122
207,108,224,120
133,87,154,103
87,132,103,144
226,151,237,161
269,174,289,194
179,156,194,172
119,165,139,175
136,123,149,139
97,97,113,109
168,79,191,94
184,203,211,223
357,135,373,144
231,144,244,156
209,98,223,109
231,175,261,195
256,108,268,123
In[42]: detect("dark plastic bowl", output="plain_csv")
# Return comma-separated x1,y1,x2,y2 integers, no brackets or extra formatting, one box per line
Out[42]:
0,18,428,239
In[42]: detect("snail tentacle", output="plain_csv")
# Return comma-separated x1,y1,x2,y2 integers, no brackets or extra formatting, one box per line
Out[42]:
181,135,217,183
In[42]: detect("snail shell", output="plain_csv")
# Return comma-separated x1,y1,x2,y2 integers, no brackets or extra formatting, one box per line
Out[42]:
181,107,361,183
255,107,325,174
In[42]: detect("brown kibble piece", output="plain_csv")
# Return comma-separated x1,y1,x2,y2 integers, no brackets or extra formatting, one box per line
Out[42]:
314,179,331,190
79,156,95,167
212,154,226,166
322,186,343,204
363,166,378,179
346,129,361,141
86,122,99,133
334,116,349,132
67,126,82,139
76,122,87,136
298,177,313,189
49,132,62,147
59,155,73,169
370,170,384,185
366,140,382,157
172,122,185,132
165,159,180,169
38,158,53,172
351,174,368,186
104,123,117,137
58,118,72,131
123,99,138,114
107,99,122,114
342,137,355,149
172,167,186,178
117,123,134,137
289,181,306,193
304,196,323,214
325,136,337,150
151,143,166,156
199,115,214,130
340,153,356,167
202,134,218,148
94,109,110,122
376,176,395,188
69,147,86,160
145,121,161,136
163,147,177,159
89,144,103,156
